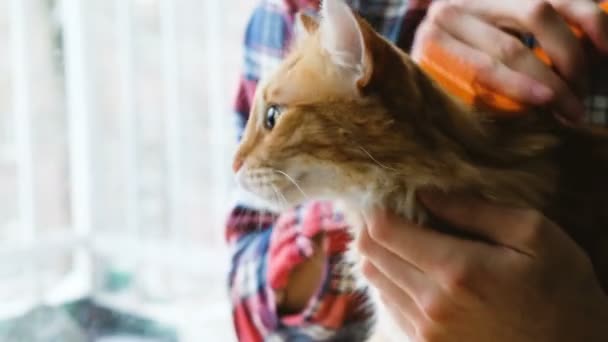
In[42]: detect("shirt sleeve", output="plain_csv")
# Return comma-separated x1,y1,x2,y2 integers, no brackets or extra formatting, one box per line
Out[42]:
227,202,373,342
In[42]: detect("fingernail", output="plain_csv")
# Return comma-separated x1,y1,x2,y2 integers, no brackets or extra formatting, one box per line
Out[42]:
531,84,554,103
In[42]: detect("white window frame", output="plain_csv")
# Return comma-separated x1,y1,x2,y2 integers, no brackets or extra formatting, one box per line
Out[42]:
2,1,236,339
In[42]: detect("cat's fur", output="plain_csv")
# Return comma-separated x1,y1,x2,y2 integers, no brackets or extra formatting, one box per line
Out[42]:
233,0,608,339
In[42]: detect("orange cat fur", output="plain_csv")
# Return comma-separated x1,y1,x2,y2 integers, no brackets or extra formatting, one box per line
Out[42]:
233,0,608,299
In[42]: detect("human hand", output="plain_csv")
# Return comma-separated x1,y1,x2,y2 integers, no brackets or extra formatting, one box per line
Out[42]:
411,0,608,120
276,234,326,314
357,192,608,341
268,201,350,313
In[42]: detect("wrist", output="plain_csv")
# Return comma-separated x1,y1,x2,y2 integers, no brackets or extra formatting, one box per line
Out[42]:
276,234,326,314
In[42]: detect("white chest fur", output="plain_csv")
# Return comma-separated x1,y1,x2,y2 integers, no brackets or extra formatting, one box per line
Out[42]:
337,201,412,342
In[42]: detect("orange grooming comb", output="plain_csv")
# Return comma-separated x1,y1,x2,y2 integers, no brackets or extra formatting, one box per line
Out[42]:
418,2,608,116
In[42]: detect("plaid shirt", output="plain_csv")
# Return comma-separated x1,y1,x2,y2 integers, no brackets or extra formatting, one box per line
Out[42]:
226,1,608,341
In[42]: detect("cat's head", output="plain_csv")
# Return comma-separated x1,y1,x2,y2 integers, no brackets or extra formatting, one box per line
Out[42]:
232,0,457,209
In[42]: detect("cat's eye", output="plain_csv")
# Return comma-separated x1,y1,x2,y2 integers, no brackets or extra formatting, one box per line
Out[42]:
264,105,283,130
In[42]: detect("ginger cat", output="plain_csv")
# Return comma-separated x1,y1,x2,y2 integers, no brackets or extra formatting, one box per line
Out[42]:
233,0,608,339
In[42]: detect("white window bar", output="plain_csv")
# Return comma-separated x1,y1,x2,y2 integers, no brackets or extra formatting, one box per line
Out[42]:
204,0,230,234
9,0,36,244
92,233,228,276
7,0,44,315
62,0,95,294
116,0,139,236
159,0,183,240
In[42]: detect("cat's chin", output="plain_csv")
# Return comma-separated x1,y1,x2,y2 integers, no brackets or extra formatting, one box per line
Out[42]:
244,186,310,211
242,186,365,216
233,187,285,213
339,186,428,226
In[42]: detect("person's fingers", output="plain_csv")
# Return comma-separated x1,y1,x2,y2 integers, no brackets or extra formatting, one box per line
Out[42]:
380,295,417,338
364,256,468,335
429,2,585,119
360,257,422,324
449,0,586,87
357,228,432,297
419,191,562,257
361,210,489,274
548,0,608,54
412,19,556,107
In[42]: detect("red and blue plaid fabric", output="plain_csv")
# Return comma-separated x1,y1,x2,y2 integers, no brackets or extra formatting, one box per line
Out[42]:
226,1,608,341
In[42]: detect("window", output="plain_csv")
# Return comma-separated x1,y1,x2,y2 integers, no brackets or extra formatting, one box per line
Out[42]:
0,0,254,340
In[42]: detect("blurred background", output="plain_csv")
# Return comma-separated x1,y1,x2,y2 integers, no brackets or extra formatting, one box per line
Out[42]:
0,0,255,340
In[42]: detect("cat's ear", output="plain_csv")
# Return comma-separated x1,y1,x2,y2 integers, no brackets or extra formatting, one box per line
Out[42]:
295,12,319,38
319,0,372,87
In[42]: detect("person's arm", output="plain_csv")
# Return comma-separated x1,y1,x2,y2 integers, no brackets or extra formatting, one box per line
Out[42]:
227,203,370,341
226,2,372,341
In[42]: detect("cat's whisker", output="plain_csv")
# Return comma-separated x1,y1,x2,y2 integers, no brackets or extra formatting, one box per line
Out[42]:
273,169,309,200
267,182,280,207
258,183,273,229
268,186,279,209
272,184,290,209
357,145,397,171
266,177,286,209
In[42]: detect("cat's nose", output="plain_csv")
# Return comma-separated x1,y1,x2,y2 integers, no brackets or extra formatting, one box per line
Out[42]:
232,158,244,173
